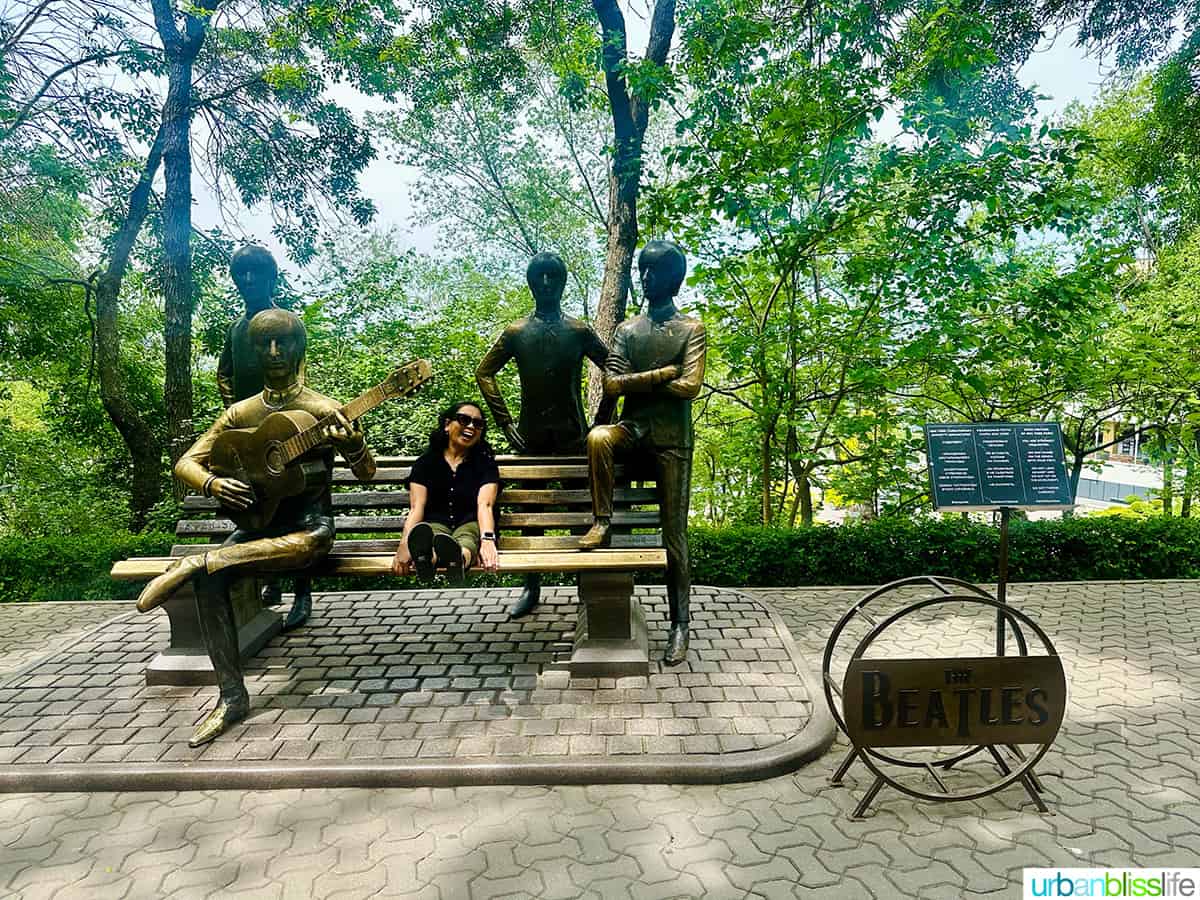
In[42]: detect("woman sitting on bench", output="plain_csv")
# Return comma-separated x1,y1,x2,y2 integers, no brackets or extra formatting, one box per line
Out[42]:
392,401,501,582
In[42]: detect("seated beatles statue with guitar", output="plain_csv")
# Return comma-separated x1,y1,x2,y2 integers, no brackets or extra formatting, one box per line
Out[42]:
136,306,431,746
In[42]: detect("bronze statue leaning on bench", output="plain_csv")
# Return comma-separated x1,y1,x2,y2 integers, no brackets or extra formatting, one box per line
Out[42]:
136,309,379,747
475,251,615,619
579,240,706,667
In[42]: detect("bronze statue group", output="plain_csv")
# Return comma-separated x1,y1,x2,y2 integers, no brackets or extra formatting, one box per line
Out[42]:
135,240,706,747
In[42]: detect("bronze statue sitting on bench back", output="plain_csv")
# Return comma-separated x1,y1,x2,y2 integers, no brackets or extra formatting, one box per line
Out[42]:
580,241,706,666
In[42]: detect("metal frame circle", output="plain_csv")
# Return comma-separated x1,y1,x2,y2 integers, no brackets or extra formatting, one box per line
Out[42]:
844,593,1063,804
821,576,1029,771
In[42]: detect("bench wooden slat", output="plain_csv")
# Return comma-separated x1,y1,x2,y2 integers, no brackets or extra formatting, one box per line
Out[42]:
357,455,588,467
182,487,658,513
113,548,667,580
330,464,647,484
169,533,662,556
176,509,662,537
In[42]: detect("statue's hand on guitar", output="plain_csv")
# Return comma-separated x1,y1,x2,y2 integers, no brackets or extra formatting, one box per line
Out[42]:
322,409,362,452
212,477,255,511
209,358,433,530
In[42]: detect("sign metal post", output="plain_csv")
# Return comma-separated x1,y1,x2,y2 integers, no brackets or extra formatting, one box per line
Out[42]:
822,423,1074,818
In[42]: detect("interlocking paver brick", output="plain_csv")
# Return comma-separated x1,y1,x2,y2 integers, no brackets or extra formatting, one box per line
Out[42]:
3,581,1199,897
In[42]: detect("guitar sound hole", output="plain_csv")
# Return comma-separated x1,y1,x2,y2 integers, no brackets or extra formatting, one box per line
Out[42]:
266,443,285,476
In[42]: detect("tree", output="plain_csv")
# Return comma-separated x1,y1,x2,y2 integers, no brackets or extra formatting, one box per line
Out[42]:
652,0,1102,524
589,0,676,346
382,0,680,399
375,70,609,316
1,0,390,524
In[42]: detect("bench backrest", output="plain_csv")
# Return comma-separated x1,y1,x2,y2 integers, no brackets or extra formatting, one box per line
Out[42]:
174,455,662,555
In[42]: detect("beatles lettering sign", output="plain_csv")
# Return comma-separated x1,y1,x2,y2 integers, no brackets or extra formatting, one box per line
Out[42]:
924,422,1073,512
843,655,1067,748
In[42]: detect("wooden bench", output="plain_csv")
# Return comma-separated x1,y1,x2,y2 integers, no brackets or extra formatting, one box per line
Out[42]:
111,455,668,683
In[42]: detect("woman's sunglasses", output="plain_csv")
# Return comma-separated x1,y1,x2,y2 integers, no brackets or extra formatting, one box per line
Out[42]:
452,412,486,429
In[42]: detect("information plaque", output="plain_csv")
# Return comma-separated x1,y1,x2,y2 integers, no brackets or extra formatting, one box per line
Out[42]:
924,422,1074,512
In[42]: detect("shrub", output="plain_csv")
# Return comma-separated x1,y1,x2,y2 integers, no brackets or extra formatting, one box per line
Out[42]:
688,516,1200,586
0,531,172,602
5,516,1200,603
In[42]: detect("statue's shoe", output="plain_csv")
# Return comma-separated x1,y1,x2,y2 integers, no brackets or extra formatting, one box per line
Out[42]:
508,584,540,620
408,523,435,582
261,580,282,606
434,533,465,585
578,519,611,550
662,623,689,667
282,589,311,632
188,697,249,747
136,553,207,613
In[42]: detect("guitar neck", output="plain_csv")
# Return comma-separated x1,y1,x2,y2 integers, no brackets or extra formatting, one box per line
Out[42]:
279,383,389,464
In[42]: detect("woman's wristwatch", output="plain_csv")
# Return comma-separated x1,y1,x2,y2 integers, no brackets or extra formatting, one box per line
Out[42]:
481,531,496,543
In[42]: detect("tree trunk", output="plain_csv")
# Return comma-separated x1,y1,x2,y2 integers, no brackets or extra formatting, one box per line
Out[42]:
1161,435,1175,516
162,53,196,485
1182,452,1195,518
586,0,675,413
760,430,772,525
588,168,637,410
95,130,168,530
787,483,801,527
798,472,814,527
1066,447,1087,519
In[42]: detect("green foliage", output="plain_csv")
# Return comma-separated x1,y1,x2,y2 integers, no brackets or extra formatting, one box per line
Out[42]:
0,531,172,602
293,232,531,453
371,66,609,316
689,517,1200,586
651,0,1114,525
1086,496,1167,519
10,0,1200,558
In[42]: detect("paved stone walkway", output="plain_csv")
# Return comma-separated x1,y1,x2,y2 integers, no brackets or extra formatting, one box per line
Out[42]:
0,602,125,681
0,588,821,776
2,581,1199,898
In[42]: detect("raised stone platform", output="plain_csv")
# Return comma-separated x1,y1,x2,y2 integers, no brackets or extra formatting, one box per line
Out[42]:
0,587,833,791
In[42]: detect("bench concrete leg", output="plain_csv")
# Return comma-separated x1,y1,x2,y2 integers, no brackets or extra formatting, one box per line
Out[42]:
145,576,283,686
569,572,649,678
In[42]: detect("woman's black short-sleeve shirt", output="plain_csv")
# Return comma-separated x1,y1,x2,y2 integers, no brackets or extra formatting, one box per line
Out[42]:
409,449,500,528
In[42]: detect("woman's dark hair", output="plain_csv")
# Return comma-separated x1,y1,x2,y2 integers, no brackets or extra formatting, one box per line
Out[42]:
425,401,496,460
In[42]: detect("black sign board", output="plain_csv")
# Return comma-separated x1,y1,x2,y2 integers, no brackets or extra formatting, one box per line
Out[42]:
924,422,1074,511
843,655,1067,748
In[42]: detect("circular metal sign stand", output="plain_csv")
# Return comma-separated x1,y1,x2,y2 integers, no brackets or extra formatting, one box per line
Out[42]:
822,577,1065,819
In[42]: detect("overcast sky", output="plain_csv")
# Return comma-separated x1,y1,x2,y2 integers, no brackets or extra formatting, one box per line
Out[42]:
191,26,1112,276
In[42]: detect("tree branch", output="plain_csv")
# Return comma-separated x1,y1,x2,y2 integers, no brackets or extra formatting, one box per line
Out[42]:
592,0,635,146
0,49,137,142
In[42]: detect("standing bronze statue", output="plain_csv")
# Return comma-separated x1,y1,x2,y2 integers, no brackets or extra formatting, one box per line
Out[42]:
476,251,614,619
579,241,706,666
217,245,312,631
138,309,376,746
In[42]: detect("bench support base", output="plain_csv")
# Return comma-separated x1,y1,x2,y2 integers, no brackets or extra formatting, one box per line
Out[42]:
569,572,650,678
145,577,283,687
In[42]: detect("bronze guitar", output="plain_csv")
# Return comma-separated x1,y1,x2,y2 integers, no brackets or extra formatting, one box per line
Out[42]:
209,359,432,530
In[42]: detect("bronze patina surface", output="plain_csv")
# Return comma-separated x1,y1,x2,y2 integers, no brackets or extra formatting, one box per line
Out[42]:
217,244,312,629
476,252,615,619
217,244,279,408
476,252,614,456
581,241,706,666
139,309,376,746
